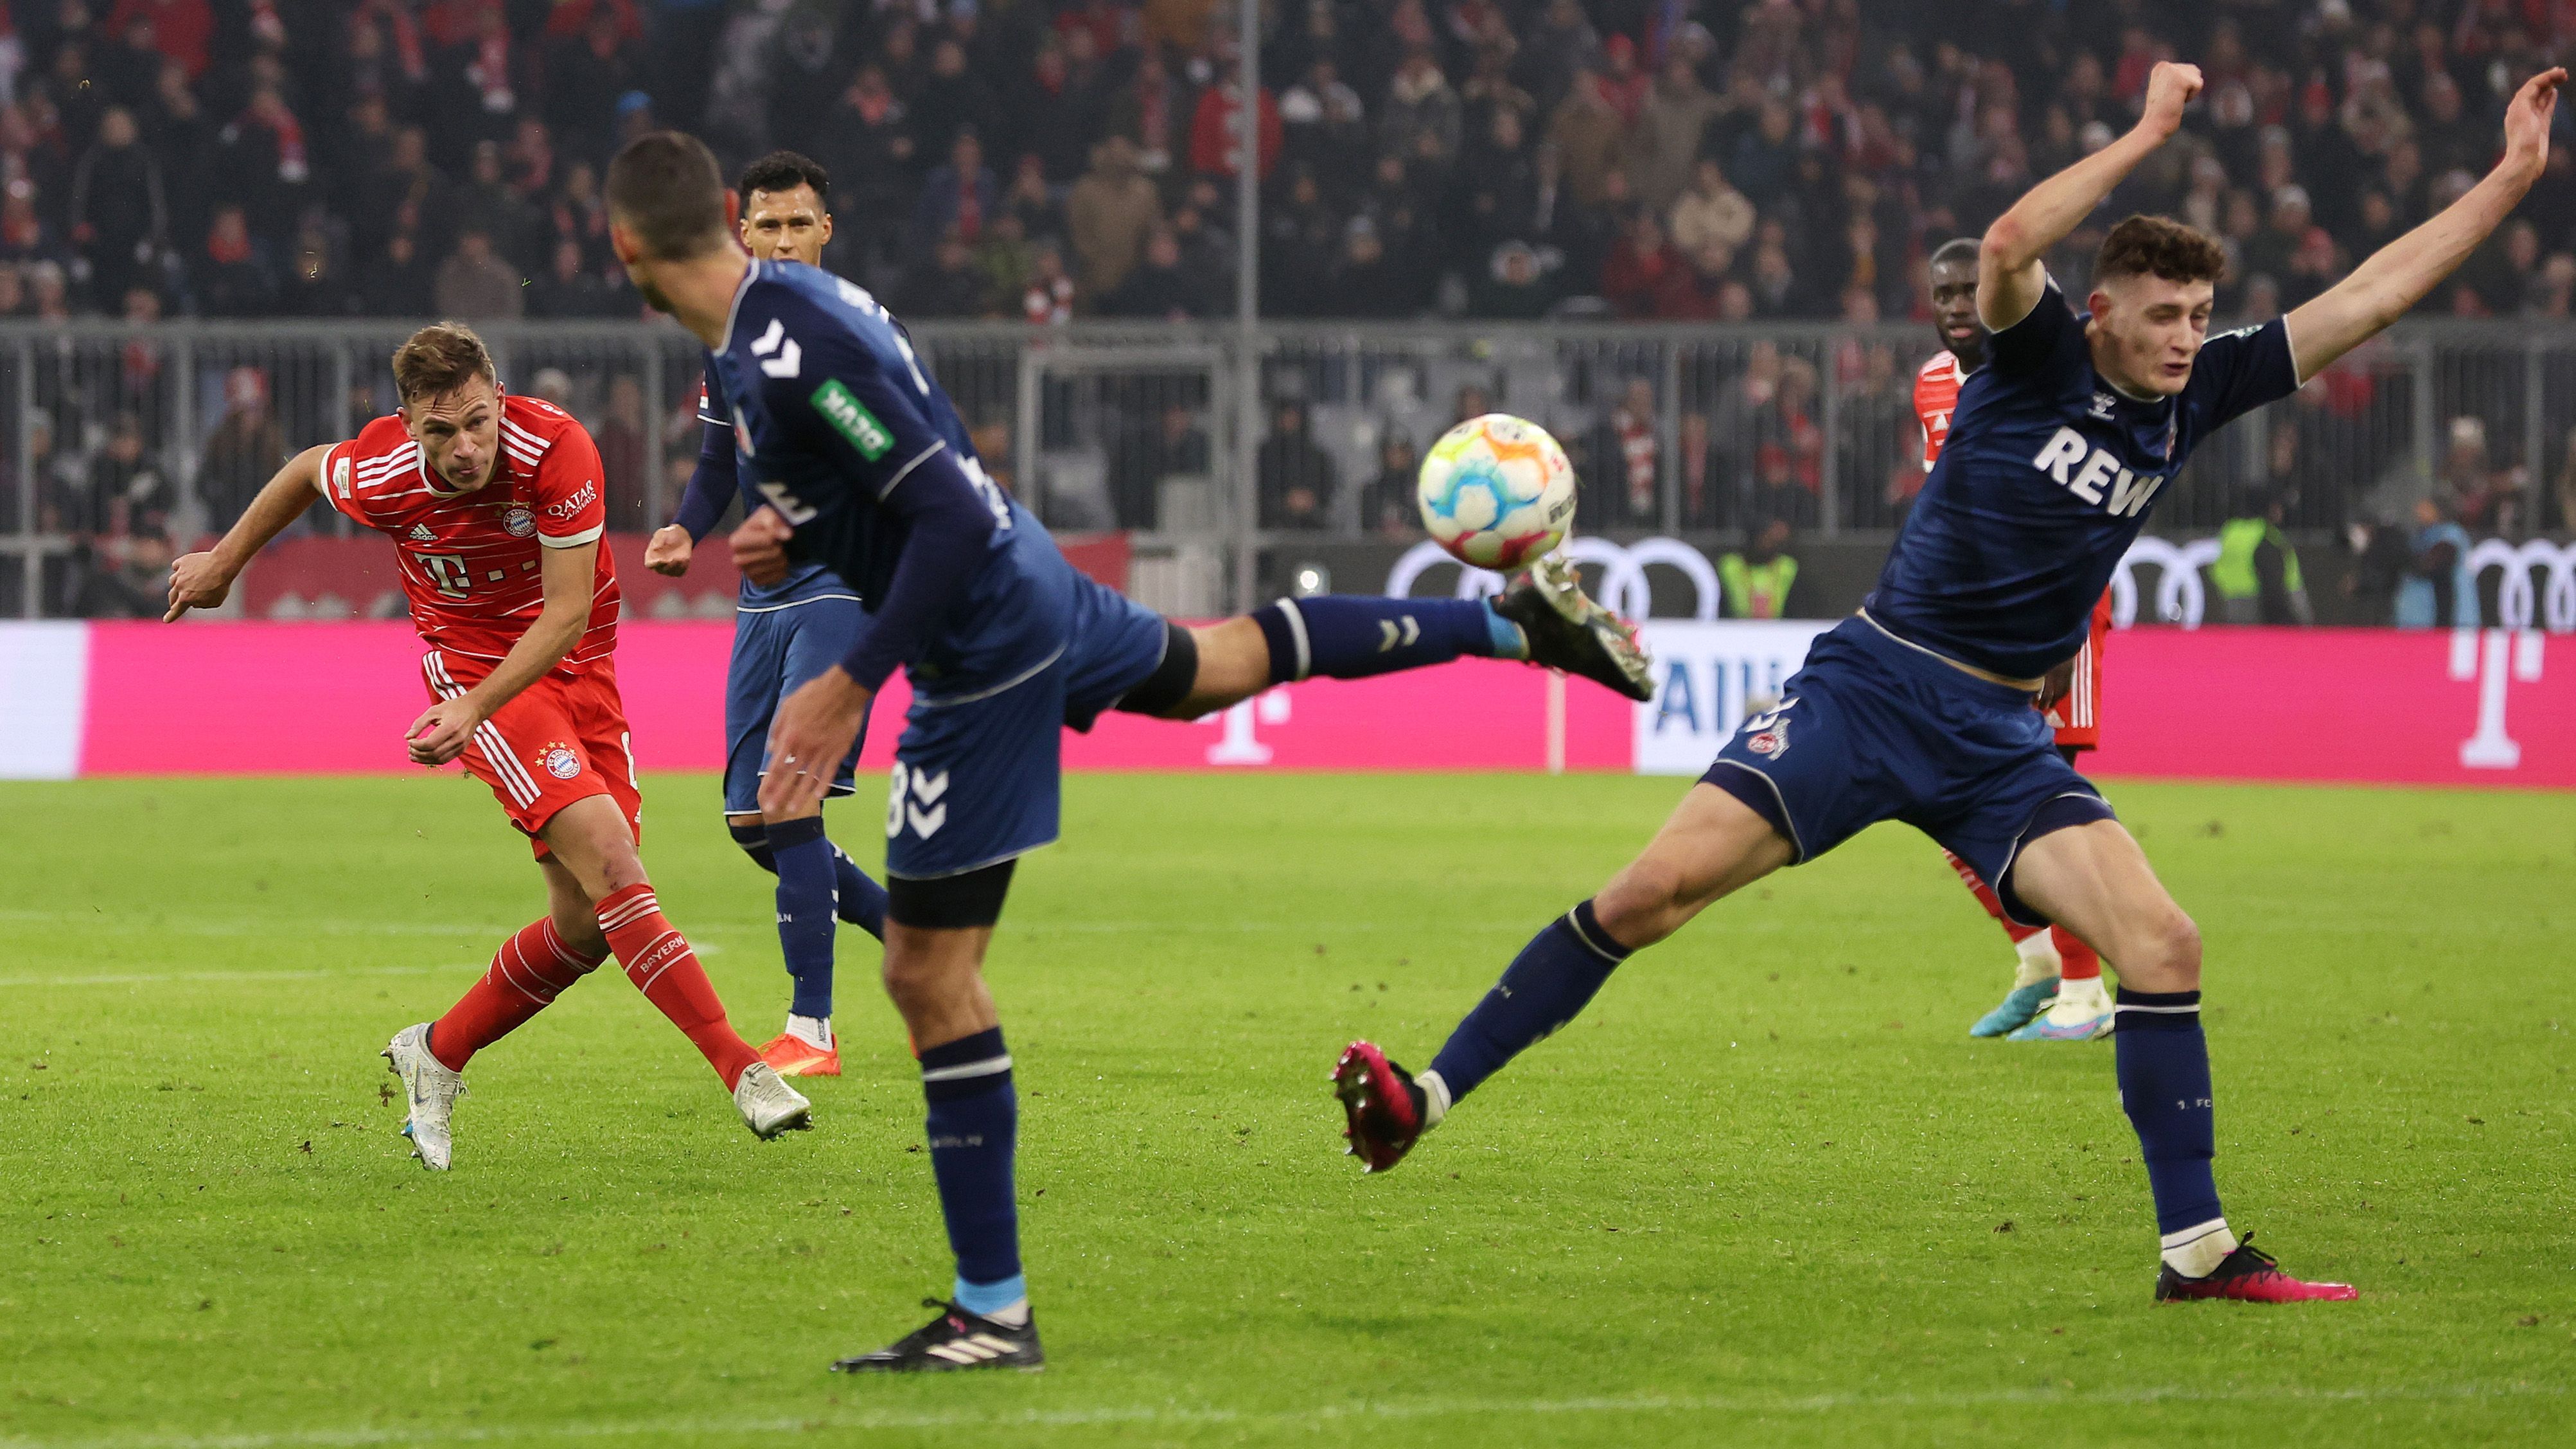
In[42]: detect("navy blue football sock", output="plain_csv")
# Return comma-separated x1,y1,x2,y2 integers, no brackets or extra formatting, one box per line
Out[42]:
920,1027,1021,1302
1252,596,1524,686
1426,900,1631,1105
2113,988,2224,1234
728,821,776,873
829,840,889,940
766,816,838,1020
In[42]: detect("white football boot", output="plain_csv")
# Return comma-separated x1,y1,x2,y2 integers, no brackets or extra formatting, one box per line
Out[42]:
382,1023,464,1171
2008,974,2116,1041
734,1062,813,1138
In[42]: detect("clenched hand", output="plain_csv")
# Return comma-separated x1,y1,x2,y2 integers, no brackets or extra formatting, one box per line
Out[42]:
731,505,795,587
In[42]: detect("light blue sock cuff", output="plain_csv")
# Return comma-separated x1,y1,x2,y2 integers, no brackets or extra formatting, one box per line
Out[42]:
1481,602,1529,660
954,1272,1027,1317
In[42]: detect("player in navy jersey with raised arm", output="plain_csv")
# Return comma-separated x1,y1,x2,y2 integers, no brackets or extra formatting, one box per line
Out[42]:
1338,61,2564,1304
643,150,888,1081
603,130,1652,1371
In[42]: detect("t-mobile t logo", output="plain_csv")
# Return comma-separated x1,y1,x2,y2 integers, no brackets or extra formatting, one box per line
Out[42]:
2451,628,2545,769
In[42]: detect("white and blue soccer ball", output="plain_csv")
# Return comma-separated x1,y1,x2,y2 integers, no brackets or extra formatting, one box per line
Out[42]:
1416,413,1577,570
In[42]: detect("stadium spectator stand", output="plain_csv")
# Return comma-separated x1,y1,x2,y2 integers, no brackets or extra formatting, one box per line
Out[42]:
6,1,2576,621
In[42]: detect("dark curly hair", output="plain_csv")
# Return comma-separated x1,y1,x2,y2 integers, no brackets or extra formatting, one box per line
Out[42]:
738,150,830,207
2094,215,2229,286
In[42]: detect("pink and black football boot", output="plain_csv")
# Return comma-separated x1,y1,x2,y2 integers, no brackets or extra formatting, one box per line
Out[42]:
2155,1236,2358,1303
1333,1041,1427,1173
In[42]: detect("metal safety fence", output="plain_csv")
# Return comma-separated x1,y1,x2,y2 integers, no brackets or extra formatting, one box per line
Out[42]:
3,316,2570,619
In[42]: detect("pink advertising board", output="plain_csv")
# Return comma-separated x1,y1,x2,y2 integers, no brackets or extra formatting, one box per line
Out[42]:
18,621,2570,790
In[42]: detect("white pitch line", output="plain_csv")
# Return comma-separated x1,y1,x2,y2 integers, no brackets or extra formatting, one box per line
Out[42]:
0,1380,2556,1449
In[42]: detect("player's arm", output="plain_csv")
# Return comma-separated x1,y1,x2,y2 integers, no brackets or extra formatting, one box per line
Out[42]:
2286,68,2563,382
1979,62,2201,331
164,443,331,620
759,354,1003,817
405,538,596,766
646,415,738,576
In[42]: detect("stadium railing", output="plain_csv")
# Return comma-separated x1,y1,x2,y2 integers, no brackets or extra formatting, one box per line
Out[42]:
0,316,2568,621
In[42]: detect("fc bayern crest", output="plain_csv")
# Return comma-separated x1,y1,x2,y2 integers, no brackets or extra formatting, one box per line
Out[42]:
502,506,536,538
537,743,581,780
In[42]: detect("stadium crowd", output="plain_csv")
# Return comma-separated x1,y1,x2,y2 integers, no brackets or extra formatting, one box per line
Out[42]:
8,0,2576,621
0,0,2563,325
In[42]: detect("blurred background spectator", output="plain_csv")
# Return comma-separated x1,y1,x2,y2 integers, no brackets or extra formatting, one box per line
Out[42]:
0,1,2545,330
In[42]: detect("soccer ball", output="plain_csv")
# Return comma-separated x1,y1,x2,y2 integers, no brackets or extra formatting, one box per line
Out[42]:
1416,413,1577,570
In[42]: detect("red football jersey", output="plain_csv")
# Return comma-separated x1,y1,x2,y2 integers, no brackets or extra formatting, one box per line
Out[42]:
1917,349,2110,747
321,394,619,670
2042,591,2114,748
1912,350,1964,470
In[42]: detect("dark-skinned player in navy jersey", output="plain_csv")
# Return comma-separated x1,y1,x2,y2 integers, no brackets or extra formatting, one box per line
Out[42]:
644,150,889,1081
1338,60,2564,1303
603,131,1651,1371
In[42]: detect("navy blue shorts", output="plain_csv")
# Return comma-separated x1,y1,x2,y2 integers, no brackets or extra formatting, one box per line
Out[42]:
723,594,874,815
883,572,1169,879
1702,614,2112,926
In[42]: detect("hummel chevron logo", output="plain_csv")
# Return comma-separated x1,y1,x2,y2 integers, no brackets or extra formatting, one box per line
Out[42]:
887,764,955,837
750,317,802,378
1375,616,1421,651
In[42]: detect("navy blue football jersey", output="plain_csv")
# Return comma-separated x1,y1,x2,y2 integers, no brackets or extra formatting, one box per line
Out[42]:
709,260,1048,680
1867,277,2298,678
694,356,843,607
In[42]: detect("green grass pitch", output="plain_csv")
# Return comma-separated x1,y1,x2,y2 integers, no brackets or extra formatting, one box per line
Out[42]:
3,772,2572,1448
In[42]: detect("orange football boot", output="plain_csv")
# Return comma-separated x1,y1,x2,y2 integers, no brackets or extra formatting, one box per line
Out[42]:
757,1032,842,1078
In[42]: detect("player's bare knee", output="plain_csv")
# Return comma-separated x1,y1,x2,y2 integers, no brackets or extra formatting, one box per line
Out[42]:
2122,908,2203,991
1593,859,1692,949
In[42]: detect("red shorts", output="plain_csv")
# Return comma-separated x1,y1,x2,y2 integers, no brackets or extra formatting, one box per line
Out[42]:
2040,592,2113,751
420,649,643,860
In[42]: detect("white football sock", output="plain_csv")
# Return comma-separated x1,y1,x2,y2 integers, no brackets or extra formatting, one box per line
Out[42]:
2053,975,2111,1014
2160,1218,2238,1278
785,1013,833,1051
981,1297,1030,1328
1416,1069,1451,1128
2012,931,2063,988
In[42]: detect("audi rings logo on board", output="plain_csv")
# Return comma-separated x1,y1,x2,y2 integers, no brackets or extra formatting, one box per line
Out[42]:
1385,535,1725,621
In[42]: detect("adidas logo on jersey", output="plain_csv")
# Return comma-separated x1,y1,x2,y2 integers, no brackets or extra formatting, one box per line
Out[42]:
2030,427,2166,518
408,524,437,543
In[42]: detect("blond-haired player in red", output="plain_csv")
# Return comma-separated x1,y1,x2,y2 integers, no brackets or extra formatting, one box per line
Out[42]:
1916,238,2117,1042
166,323,813,1167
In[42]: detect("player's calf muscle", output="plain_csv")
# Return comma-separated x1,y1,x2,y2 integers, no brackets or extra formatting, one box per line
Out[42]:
881,923,998,1047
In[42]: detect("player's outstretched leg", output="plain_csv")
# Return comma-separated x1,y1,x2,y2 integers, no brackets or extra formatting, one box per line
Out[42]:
1949,850,2063,1036
383,888,610,1170
834,863,1043,1373
543,796,811,1138
1339,784,1792,1171
728,810,890,1078
1247,560,1650,700
1125,560,1651,727
2011,821,2353,1303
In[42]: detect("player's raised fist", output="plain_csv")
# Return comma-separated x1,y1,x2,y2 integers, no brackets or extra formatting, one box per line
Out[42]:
164,550,234,621
730,505,795,587
2139,62,2203,138
2503,68,2566,175
645,524,694,576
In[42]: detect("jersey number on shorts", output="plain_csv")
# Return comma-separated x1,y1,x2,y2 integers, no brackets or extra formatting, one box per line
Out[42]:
887,763,949,839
